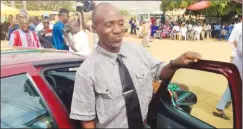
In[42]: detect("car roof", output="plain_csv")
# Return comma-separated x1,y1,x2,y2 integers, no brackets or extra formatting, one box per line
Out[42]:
1,47,86,67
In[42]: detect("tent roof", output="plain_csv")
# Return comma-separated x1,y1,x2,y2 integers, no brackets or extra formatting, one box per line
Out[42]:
1,3,20,15
231,0,242,3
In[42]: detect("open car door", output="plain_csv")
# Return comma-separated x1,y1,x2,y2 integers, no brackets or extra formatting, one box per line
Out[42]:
147,60,242,129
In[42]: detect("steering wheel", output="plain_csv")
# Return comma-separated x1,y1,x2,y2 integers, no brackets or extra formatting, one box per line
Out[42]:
45,75,57,90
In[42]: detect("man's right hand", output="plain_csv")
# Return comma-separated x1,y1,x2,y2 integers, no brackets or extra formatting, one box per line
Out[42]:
81,120,96,129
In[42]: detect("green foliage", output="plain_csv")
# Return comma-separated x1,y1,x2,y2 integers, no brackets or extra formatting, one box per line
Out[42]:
160,0,242,17
3,1,75,11
119,9,130,16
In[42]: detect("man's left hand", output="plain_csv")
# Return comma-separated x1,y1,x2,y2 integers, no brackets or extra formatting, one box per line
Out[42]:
172,51,202,68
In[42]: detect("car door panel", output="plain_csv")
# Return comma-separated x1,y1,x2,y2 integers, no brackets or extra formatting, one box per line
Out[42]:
147,60,242,129
1,64,73,128
157,112,186,128
157,99,214,128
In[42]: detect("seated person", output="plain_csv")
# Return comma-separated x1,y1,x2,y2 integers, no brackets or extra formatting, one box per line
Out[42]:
179,22,187,40
170,22,180,40
161,21,171,38
193,23,202,41
218,23,230,41
150,23,159,39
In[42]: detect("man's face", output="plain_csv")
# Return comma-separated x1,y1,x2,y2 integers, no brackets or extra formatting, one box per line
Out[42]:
42,18,50,28
93,9,124,50
59,13,70,24
20,19,30,32
18,14,27,24
67,21,80,34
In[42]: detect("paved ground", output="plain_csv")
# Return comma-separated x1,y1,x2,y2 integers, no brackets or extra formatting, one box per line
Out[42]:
1,32,233,128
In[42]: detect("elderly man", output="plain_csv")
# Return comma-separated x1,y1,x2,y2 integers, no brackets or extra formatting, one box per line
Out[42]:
69,3,201,128
9,19,41,48
7,10,35,40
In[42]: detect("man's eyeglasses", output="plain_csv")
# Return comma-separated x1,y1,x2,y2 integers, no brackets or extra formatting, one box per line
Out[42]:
43,22,50,24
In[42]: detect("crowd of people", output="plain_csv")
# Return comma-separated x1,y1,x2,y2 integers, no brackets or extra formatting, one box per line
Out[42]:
1,9,91,56
128,15,242,47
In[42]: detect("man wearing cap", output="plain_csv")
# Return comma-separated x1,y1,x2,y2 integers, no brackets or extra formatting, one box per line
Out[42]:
52,8,70,50
9,19,41,48
37,17,54,48
35,13,54,33
7,10,35,40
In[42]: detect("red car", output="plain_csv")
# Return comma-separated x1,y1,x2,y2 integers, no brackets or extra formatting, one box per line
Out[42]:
1,48,242,128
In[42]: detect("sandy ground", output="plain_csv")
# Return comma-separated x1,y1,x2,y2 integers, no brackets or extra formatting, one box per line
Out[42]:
1,32,233,128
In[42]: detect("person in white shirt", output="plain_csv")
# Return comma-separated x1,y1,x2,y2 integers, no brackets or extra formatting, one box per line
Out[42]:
63,20,90,56
179,22,187,40
213,17,242,120
228,18,242,62
35,13,54,34
193,23,202,41
205,22,212,39
170,22,180,40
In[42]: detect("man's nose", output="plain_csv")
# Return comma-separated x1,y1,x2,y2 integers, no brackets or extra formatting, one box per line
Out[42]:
113,24,122,34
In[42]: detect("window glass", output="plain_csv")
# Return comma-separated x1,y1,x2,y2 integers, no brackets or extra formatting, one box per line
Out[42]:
1,74,55,128
167,69,233,128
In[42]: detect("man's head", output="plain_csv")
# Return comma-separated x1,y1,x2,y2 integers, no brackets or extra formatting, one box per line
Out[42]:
92,2,124,53
58,8,70,24
42,18,50,29
20,19,30,32
67,20,80,34
42,13,50,20
18,10,28,25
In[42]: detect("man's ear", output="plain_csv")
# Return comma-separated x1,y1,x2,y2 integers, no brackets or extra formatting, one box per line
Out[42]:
92,24,97,33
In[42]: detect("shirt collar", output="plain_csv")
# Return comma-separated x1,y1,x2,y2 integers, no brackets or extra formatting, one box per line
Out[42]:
95,43,127,64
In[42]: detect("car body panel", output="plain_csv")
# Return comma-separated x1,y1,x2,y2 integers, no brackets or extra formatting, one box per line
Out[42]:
1,47,85,67
1,49,78,128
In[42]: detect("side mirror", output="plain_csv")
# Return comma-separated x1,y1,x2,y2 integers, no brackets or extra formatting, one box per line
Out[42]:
169,90,197,114
174,90,197,106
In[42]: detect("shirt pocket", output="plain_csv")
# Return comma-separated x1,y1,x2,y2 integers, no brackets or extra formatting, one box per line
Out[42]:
134,65,151,86
95,82,122,99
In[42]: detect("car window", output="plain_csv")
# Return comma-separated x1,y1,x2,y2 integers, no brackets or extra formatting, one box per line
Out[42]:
44,67,79,111
164,68,233,128
1,74,56,128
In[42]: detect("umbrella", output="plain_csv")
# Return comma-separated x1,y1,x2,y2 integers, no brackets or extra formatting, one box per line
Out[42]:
187,1,211,11
1,4,20,15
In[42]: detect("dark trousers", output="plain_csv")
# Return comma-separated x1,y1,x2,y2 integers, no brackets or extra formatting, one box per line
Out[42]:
130,26,136,35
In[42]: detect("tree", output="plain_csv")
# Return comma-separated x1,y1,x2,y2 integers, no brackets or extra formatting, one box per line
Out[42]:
2,1,75,11
119,9,129,16
160,0,193,12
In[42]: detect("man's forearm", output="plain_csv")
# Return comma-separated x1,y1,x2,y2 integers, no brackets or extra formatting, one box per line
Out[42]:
160,63,176,81
81,120,96,129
